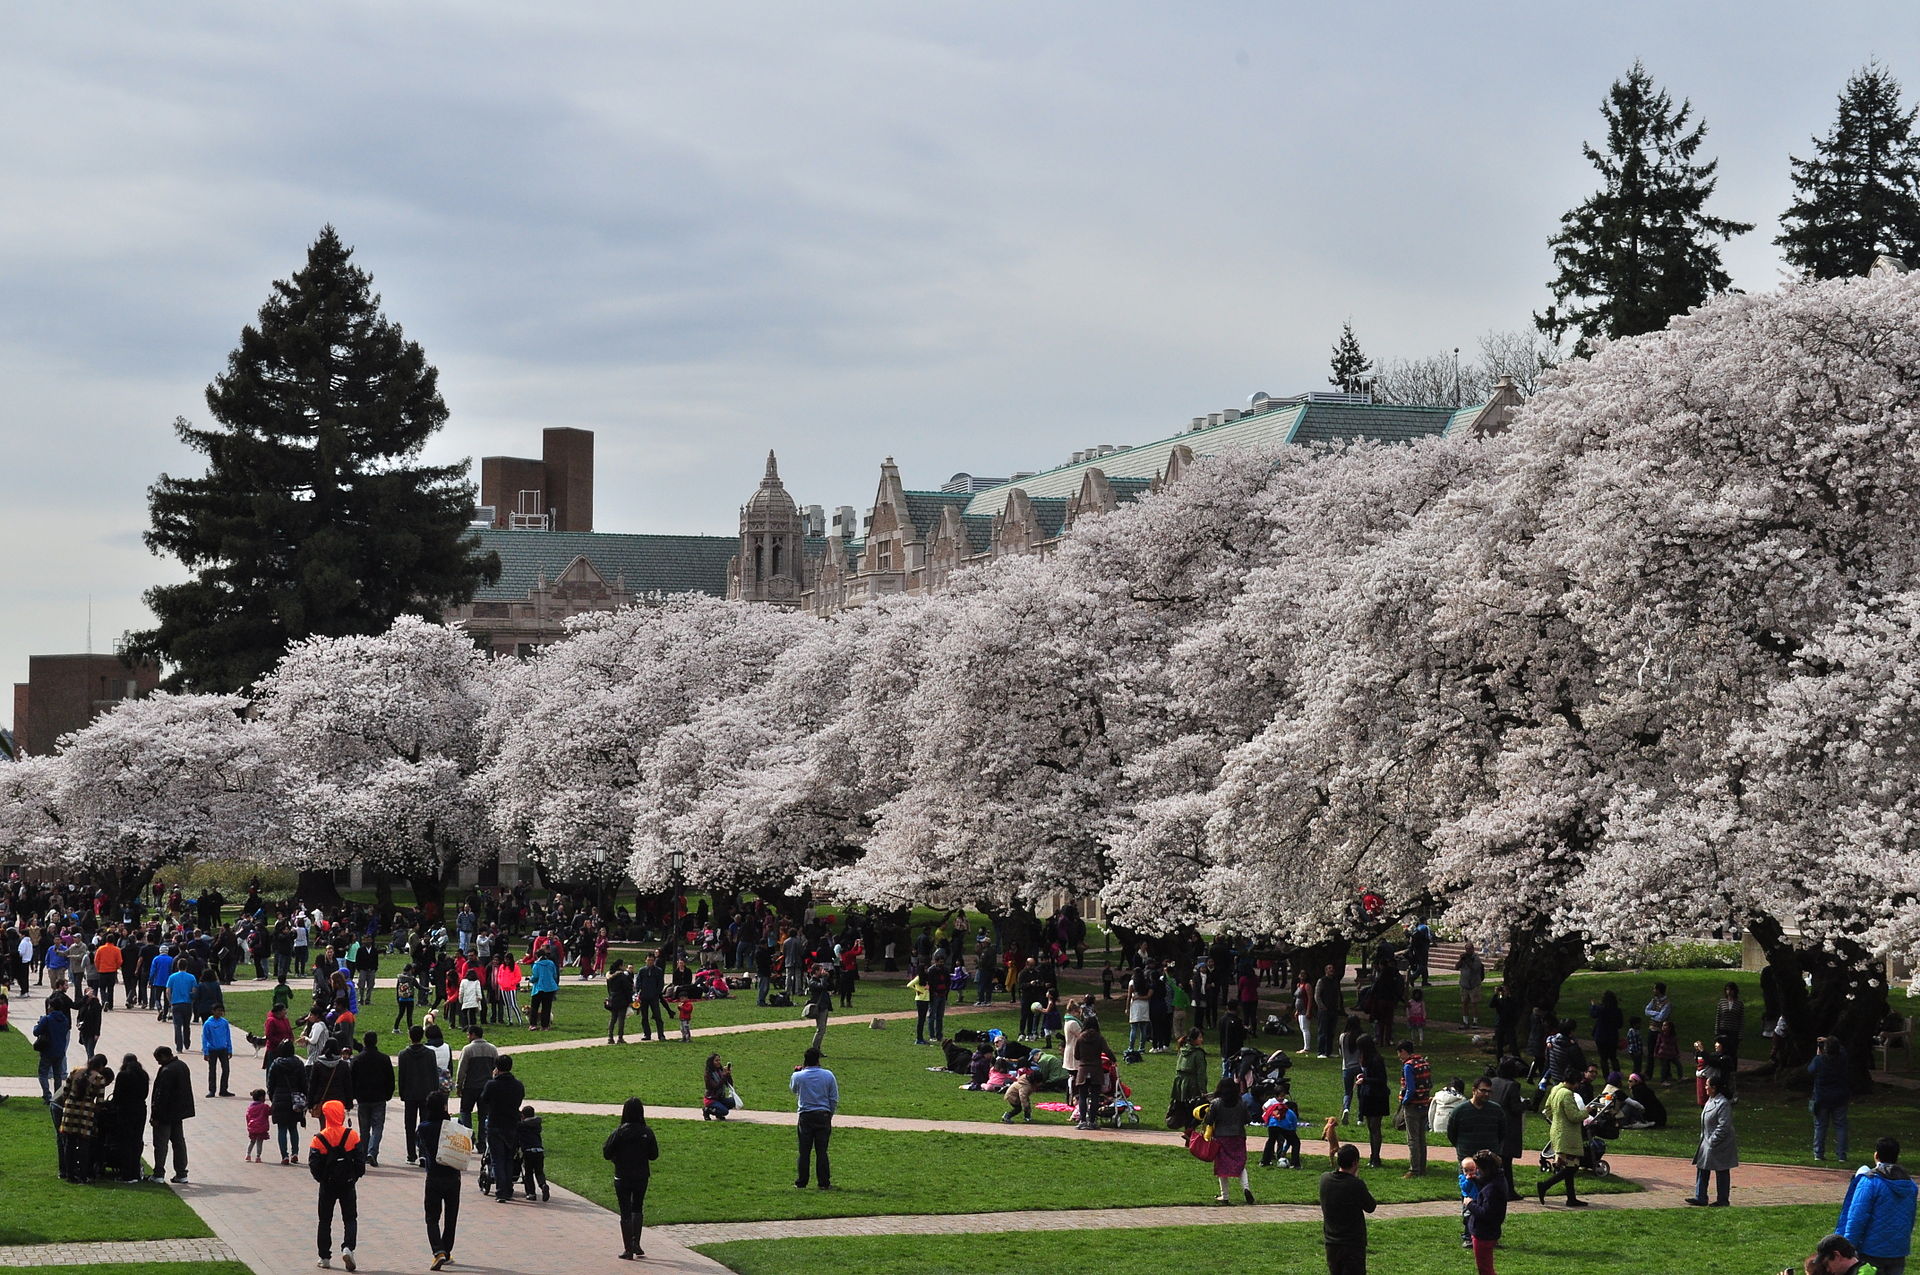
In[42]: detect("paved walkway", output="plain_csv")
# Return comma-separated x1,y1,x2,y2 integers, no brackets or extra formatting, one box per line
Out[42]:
0,1237,238,1266
8,1004,731,1275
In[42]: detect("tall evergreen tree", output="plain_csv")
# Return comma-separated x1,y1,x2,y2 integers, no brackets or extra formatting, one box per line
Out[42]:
1327,321,1373,393
129,226,498,693
1538,63,1752,348
1777,64,1920,279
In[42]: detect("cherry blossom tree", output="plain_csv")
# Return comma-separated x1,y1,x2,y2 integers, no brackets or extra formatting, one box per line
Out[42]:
47,693,281,902
0,754,70,868
480,595,812,898
255,616,492,916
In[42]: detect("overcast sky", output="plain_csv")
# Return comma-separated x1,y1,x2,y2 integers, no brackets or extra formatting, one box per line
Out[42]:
6,2,1919,731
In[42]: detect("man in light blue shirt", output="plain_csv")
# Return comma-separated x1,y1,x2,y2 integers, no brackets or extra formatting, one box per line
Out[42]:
166,965,199,1052
789,1047,838,1190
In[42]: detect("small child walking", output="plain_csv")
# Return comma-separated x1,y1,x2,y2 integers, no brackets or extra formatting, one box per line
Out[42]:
1407,989,1427,1047
1625,1016,1645,1078
245,1088,271,1162
1040,991,1063,1049
517,1105,548,1201
677,996,695,1042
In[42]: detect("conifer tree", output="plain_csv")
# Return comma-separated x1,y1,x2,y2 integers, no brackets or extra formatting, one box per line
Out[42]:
1778,64,1920,279
1538,63,1752,348
130,227,498,693
1327,321,1373,393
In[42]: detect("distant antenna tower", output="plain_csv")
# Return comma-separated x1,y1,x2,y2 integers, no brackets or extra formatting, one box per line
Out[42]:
87,594,93,656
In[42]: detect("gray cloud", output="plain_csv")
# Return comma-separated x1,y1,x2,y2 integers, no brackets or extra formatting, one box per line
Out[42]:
7,1,1920,724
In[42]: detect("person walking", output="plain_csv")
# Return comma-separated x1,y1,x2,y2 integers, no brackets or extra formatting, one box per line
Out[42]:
479,1054,526,1202
149,1044,195,1183
1167,1027,1209,1131
790,1046,837,1190
396,1025,439,1165
1397,1040,1432,1177
603,1097,660,1260
804,968,832,1057
268,1041,309,1165
1320,1142,1377,1275
309,1098,365,1270
417,1090,464,1270
527,950,559,1031
1463,1150,1508,1275
1456,945,1486,1027
165,961,197,1052
201,1003,234,1097
605,960,634,1044
1713,982,1746,1069
1839,1136,1917,1274
1355,1035,1390,1169
1206,1074,1255,1205
351,1031,394,1167
455,1025,498,1133
1684,1074,1738,1207
56,1056,106,1182
1536,1073,1589,1207
1809,1035,1852,1163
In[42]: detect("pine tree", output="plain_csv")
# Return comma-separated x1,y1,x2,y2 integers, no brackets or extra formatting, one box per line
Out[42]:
1538,63,1752,347
1777,64,1920,279
1328,321,1373,393
129,226,498,693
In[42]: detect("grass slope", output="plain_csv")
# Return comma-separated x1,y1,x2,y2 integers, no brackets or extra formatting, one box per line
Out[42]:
698,1203,1842,1275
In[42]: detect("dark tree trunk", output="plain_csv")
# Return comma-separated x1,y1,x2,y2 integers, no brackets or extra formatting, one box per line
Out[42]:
1294,936,1353,986
987,905,1045,961
1748,914,1886,1094
1501,922,1584,1017
372,876,395,931
407,872,448,921
296,869,345,912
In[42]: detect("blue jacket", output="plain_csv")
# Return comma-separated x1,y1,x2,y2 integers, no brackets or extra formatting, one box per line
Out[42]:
1808,1048,1851,1107
149,952,174,988
34,1011,69,1054
1841,1163,1918,1259
166,968,199,1005
202,1016,233,1054
530,958,559,994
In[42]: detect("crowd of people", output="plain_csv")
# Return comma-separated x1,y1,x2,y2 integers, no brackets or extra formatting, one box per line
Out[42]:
9,873,1919,1274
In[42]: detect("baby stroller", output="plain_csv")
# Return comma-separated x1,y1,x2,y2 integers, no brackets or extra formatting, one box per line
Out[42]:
1090,1054,1141,1128
1537,1132,1612,1178
1539,1095,1619,1180
1233,1046,1293,1103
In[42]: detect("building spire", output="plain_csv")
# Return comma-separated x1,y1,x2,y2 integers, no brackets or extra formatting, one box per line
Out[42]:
764,450,781,485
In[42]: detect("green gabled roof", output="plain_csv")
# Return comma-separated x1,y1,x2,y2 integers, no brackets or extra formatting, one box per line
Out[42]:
961,514,994,553
900,491,974,539
470,529,737,601
963,404,1304,516
1288,402,1456,446
1028,497,1069,539
962,398,1482,518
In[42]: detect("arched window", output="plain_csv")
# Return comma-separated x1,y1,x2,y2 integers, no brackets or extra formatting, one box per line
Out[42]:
772,542,783,577
755,543,764,581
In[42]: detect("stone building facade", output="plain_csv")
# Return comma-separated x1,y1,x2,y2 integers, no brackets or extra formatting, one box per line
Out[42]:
729,385,1523,614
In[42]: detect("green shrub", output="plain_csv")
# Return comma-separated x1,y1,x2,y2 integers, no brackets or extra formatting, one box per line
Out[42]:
1589,940,1739,971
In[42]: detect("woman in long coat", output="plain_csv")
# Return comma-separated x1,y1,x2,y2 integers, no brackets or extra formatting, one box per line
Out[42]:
1686,1074,1738,1207
1167,1028,1209,1131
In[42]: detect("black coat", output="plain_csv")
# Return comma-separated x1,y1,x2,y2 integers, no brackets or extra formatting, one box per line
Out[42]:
602,1121,659,1180
351,1047,395,1104
396,1044,440,1104
150,1057,196,1123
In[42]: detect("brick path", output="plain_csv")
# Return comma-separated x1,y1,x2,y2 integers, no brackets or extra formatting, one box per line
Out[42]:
0,1237,238,1266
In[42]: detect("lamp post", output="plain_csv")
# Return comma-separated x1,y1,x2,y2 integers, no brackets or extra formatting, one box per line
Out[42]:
668,848,686,948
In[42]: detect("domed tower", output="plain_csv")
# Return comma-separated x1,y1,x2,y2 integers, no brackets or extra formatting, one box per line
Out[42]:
735,450,805,605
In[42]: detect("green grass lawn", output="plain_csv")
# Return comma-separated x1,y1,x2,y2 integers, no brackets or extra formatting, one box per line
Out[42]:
538,1114,1629,1227
0,1019,39,1076
697,1203,1838,1275
215,976,928,1051
0,1102,214,1244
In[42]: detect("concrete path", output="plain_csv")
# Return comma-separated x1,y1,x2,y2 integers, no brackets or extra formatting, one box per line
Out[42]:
8,1003,731,1275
